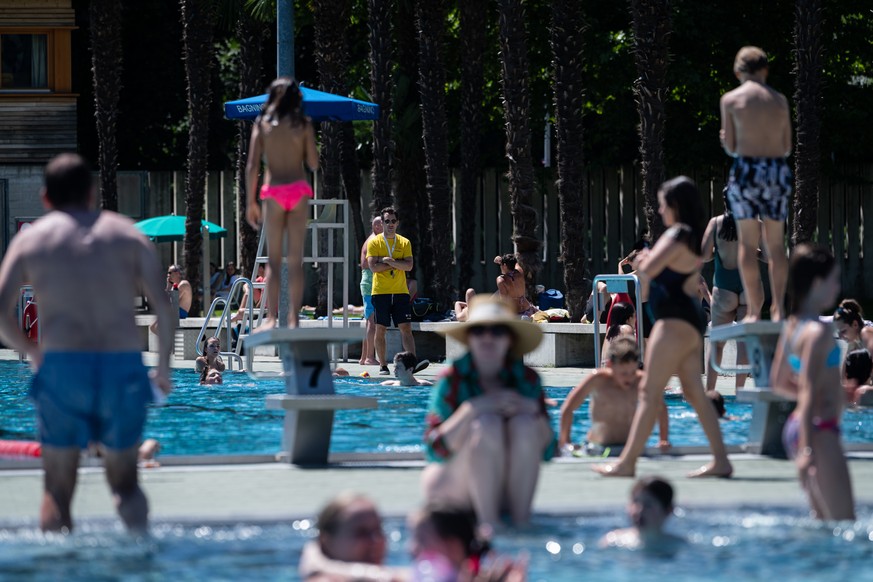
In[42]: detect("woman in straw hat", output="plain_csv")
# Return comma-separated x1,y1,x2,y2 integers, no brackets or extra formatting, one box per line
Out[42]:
421,296,556,528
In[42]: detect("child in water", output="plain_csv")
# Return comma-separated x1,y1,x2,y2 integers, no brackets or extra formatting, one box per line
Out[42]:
600,476,684,551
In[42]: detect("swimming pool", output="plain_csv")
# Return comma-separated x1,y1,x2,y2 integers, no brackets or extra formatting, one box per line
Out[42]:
0,506,871,581
1,361,872,456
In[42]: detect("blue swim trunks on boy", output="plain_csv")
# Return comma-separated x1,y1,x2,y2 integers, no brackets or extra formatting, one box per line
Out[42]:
726,156,792,221
29,352,153,450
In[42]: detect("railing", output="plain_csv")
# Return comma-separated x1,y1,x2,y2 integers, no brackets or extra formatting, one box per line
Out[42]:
17,286,37,362
196,277,254,371
591,274,644,366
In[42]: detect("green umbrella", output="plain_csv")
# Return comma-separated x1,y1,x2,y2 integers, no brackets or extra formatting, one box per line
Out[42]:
134,215,227,243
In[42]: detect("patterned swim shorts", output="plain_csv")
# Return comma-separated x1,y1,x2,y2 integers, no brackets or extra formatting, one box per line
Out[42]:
726,156,792,221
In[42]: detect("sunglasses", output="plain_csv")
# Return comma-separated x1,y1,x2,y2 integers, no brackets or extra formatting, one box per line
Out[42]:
468,325,511,338
383,219,398,224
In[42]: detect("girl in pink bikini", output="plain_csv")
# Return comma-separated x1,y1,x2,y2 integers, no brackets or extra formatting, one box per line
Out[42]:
245,77,319,328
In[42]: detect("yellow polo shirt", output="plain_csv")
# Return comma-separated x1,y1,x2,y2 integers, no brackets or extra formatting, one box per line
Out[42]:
367,233,412,295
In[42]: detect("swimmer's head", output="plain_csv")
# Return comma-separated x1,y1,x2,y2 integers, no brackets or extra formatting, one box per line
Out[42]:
263,76,304,125
317,493,386,565
409,505,489,571
787,245,838,315
43,153,94,210
834,299,864,342
202,336,221,356
707,390,726,418
734,46,769,76
629,476,674,532
605,337,639,389
393,351,417,375
201,367,222,385
844,349,873,388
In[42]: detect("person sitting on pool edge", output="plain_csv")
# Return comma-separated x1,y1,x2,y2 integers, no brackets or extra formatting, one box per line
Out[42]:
422,296,556,529
559,337,670,457
299,492,406,581
843,349,873,407
600,475,684,551
195,336,226,374
381,352,433,387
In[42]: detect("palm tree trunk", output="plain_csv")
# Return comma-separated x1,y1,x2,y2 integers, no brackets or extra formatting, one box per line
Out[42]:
629,0,670,240
393,0,426,280
551,0,588,321
342,122,366,249
415,0,453,309
458,0,486,295
791,0,823,246
368,0,395,216
235,13,267,277
313,0,350,317
89,0,123,211
497,0,540,298
180,0,217,316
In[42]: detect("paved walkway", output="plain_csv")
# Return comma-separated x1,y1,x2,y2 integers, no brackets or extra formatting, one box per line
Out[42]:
1,349,871,527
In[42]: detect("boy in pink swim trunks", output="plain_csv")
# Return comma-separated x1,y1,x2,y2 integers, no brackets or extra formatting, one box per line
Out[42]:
246,77,319,328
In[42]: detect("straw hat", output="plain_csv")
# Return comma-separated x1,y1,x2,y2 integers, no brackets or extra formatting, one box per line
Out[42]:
440,296,543,358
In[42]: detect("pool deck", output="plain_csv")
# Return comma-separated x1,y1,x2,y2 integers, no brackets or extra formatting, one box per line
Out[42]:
1,350,872,526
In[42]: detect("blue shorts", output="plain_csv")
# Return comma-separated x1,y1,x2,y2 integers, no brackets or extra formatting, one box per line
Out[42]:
726,156,792,221
29,352,153,450
363,294,375,320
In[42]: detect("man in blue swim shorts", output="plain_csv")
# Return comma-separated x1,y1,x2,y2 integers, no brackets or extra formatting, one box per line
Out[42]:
0,154,174,532
720,46,793,321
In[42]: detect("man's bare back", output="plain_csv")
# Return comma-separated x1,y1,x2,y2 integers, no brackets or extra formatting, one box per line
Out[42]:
0,210,166,352
720,81,791,158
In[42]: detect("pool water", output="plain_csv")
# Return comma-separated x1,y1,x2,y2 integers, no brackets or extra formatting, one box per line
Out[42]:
0,507,872,581
1,362,872,456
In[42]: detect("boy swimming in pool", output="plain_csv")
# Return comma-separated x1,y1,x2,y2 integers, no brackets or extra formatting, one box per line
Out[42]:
246,77,319,329
559,337,670,456
600,476,684,551
381,351,433,387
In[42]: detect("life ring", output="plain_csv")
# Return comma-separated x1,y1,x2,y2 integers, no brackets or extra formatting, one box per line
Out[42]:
23,301,38,342
0,440,41,458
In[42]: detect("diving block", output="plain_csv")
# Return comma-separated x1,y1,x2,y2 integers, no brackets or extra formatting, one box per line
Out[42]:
243,327,366,465
736,387,795,458
710,321,792,458
709,321,782,387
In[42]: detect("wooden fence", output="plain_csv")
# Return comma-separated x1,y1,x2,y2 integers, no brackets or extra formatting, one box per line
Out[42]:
116,163,873,307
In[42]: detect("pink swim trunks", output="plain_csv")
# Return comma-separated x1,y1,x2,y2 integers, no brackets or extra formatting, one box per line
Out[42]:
260,180,312,211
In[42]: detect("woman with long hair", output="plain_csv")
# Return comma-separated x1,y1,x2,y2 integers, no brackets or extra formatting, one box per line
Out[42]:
595,176,732,478
246,77,319,329
771,246,855,520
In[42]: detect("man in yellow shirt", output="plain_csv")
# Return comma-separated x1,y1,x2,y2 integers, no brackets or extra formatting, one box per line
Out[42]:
367,207,426,375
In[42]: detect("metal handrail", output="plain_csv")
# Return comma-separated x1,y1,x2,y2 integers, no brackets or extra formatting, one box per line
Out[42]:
195,277,253,371
591,274,644,366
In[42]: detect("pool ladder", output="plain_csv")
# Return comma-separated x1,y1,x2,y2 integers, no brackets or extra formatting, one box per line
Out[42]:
196,277,265,371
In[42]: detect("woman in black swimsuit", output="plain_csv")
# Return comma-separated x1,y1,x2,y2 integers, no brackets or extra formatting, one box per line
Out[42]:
595,176,733,478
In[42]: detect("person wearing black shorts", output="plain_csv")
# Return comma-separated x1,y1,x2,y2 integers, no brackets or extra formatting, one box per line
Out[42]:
367,207,429,375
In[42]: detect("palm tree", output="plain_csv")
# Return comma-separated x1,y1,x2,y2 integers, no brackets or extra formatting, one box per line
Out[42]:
313,0,350,316
368,0,395,217
180,0,217,316
629,0,670,239
791,0,823,245
89,0,123,211
415,0,453,309
393,0,426,284
342,123,366,249
458,0,486,295
550,0,588,321
497,0,540,298
234,11,268,277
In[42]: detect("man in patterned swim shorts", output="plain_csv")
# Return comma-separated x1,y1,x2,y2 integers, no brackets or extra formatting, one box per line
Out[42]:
720,46,792,321
0,154,174,532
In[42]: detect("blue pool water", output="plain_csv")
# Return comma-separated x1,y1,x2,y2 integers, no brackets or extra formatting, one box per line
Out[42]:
0,507,872,581
1,361,872,456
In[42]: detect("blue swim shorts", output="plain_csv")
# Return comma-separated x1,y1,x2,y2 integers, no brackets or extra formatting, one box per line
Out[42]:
726,156,792,222
29,352,153,450
363,294,375,320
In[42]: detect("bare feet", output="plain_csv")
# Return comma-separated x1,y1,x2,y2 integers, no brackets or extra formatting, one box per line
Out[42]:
593,461,635,477
770,306,783,322
254,317,276,333
362,358,379,365
687,460,733,479
741,314,760,323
